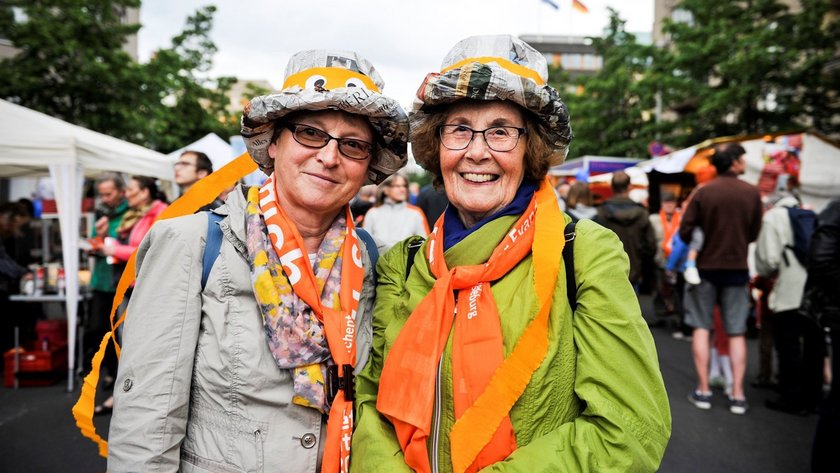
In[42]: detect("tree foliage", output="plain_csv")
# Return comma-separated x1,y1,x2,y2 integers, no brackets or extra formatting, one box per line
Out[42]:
551,9,663,159
550,1,840,157
0,0,239,152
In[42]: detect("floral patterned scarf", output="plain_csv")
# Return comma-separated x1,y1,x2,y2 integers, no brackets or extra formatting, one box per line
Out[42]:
244,186,346,413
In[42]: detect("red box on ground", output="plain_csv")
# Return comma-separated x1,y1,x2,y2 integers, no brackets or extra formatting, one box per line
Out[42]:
4,342,68,388
36,319,68,346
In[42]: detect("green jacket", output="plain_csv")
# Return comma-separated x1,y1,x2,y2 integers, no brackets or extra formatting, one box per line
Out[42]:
351,216,671,473
90,200,128,292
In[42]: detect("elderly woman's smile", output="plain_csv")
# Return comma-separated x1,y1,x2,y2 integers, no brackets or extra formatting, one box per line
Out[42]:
440,100,527,228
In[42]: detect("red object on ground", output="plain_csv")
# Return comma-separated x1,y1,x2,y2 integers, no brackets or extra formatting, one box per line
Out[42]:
4,342,68,388
36,319,68,346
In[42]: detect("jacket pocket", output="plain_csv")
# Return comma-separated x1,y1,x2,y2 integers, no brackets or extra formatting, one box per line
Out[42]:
182,404,269,473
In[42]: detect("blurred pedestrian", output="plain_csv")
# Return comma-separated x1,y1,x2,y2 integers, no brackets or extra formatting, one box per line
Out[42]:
363,173,429,253
408,181,420,205
755,187,822,415
565,181,596,221
416,182,449,224
680,143,762,415
350,185,378,226
0,202,30,351
595,170,657,292
807,196,840,472
84,173,128,407
650,191,682,320
174,150,224,211
102,176,168,267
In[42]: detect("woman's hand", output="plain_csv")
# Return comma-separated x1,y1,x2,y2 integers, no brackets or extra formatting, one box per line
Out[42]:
102,239,117,257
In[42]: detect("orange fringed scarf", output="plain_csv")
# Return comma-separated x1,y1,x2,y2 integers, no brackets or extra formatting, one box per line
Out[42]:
376,179,565,473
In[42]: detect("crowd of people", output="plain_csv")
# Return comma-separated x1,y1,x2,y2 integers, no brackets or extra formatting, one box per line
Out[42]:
1,33,838,473
557,142,837,470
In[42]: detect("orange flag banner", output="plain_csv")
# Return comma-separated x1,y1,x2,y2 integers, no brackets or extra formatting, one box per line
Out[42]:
572,0,589,13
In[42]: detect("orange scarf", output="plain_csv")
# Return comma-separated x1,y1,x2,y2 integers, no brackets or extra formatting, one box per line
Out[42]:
258,175,364,473
377,180,565,473
659,209,681,258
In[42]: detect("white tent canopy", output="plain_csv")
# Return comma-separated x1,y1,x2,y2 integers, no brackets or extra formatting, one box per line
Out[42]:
167,132,234,174
0,99,173,390
638,133,840,211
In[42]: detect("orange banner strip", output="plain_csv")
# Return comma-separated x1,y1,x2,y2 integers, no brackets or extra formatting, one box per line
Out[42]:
448,179,565,472
72,152,258,458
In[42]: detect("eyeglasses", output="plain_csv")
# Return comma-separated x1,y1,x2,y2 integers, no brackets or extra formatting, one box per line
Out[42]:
438,124,526,152
173,161,196,169
286,124,373,161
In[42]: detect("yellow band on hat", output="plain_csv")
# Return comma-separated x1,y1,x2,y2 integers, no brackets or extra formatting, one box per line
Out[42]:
282,67,380,93
442,56,546,86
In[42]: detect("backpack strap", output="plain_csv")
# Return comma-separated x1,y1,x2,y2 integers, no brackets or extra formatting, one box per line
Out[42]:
563,221,578,314
355,228,379,271
202,212,224,291
405,238,425,280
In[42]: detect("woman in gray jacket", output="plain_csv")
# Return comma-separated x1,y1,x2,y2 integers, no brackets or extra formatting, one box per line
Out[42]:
107,50,408,473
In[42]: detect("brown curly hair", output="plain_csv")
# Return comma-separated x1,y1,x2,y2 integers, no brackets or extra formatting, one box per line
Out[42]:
411,100,563,187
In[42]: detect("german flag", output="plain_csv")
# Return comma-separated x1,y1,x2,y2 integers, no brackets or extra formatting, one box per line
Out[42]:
572,0,589,13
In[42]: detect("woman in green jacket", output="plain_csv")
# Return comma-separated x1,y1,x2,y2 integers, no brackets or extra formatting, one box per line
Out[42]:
350,35,671,473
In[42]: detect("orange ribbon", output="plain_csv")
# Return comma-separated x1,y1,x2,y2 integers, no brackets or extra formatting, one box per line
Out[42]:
72,153,258,457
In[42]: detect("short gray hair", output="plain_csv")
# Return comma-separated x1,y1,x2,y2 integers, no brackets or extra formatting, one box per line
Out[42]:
96,172,125,190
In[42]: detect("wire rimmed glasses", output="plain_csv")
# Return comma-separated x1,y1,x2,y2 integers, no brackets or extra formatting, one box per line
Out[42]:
438,124,526,152
285,124,373,160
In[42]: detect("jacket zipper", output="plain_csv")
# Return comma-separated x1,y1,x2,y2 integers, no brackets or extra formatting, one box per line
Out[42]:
431,355,444,473
431,301,456,473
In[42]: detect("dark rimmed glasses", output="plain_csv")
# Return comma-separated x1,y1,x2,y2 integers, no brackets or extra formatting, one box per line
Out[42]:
438,124,527,152
285,124,373,161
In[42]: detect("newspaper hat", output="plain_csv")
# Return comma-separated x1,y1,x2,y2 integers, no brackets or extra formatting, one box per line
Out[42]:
241,50,409,185
411,35,573,161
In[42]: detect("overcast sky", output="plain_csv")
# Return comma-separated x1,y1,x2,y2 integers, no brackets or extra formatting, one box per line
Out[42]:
138,0,654,107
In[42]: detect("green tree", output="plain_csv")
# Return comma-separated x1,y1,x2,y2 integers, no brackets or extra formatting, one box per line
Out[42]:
0,1,238,152
137,6,238,151
654,0,839,146
785,0,840,135
0,0,145,140
549,9,662,159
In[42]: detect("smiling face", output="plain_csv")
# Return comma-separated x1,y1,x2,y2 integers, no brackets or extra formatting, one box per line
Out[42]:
268,110,373,221
439,101,526,228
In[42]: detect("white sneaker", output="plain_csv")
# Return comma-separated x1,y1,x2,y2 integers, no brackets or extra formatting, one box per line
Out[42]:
684,266,701,285
729,397,749,415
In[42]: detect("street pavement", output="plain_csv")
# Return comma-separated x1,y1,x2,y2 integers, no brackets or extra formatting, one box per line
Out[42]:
0,295,821,472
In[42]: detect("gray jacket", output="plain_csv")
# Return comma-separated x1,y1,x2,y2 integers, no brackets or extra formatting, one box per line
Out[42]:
108,187,376,473
755,195,808,313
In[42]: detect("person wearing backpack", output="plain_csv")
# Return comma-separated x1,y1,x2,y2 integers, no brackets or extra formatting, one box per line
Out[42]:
807,196,840,472
755,186,823,415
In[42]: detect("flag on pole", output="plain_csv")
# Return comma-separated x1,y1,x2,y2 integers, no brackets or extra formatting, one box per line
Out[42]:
541,0,560,10
572,0,589,13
